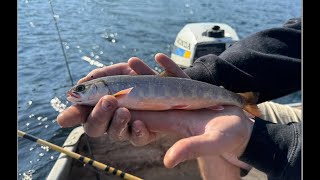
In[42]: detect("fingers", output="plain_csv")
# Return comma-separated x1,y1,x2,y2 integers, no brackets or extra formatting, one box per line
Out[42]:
84,95,118,137
130,110,192,137
57,105,93,127
78,54,181,84
107,107,131,141
128,57,157,75
78,63,135,84
154,53,190,78
164,134,209,168
164,133,222,168
130,120,156,146
108,110,157,145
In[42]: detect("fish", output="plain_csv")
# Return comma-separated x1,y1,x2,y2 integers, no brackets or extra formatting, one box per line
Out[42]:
67,75,260,117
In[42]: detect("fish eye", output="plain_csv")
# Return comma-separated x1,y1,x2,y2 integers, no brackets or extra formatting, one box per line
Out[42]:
75,85,85,92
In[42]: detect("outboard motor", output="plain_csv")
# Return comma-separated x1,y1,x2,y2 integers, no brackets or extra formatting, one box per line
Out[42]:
171,23,239,68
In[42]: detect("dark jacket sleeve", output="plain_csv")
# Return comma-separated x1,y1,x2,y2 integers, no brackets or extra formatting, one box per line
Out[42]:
239,118,301,180
184,18,301,103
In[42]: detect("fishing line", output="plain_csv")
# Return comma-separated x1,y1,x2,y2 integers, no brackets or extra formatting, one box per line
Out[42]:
48,0,74,86
47,1,101,178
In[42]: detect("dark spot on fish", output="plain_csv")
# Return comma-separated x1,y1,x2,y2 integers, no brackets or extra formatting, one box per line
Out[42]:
91,75,94,78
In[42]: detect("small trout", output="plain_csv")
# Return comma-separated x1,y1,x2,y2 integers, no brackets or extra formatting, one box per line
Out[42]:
67,75,260,116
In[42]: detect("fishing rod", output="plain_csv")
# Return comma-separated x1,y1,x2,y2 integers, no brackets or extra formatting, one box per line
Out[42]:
18,130,143,180
48,0,74,86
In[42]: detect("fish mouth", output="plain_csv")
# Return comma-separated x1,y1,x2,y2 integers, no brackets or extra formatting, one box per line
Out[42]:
67,91,81,99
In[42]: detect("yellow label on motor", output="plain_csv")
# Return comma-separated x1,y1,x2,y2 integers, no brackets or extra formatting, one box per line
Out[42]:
174,45,191,59
184,51,191,58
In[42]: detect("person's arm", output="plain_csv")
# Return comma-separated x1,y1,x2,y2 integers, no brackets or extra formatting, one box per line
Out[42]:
184,18,301,103
239,118,301,180
57,53,301,179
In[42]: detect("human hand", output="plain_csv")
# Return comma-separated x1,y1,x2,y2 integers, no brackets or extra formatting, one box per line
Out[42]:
57,53,252,179
113,106,253,180
125,106,254,168
57,53,189,143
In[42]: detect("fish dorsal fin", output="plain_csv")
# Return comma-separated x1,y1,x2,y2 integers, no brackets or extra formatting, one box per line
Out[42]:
237,92,261,117
113,87,134,97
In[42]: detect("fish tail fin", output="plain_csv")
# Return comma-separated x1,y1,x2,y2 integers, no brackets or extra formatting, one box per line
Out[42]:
243,104,261,117
237,92,262,117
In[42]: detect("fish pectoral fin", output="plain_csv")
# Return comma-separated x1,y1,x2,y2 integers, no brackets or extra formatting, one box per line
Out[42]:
206,105,224,111
172,105,191,110
113,87,134,97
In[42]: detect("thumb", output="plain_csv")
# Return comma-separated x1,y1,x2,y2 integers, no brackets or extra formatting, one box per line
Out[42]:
164,133,222,168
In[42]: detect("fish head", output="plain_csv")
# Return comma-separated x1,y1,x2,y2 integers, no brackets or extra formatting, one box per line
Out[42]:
67,81,110,105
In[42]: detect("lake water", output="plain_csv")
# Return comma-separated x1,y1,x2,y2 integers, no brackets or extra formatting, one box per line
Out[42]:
18,0,301,179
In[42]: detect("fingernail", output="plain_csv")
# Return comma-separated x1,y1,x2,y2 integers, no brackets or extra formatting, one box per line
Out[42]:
171,161,179,168
117,112,127,124
57,112,63,118
102,101,112,111
115,109,128,124
120,118,126,124
56,114,64,127
133,127,141,137
116,116,127,128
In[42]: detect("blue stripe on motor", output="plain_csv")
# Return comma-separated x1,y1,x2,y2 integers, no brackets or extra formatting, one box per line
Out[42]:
175,48,185,56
